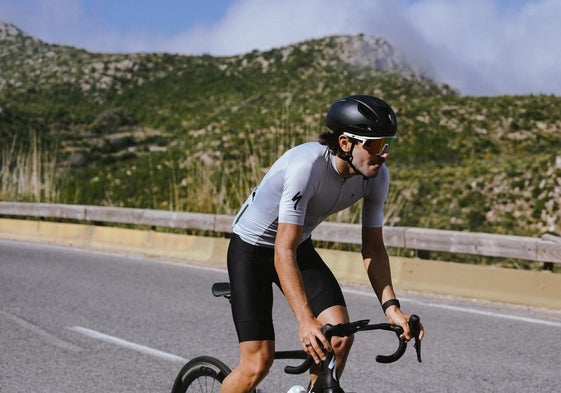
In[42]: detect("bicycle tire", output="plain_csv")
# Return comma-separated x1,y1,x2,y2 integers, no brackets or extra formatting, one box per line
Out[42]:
171,356,231,393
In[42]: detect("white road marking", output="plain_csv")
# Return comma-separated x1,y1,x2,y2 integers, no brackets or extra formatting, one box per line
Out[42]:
408,299,561,327
343,288,561,328
1,310,84,352
68,326,187,363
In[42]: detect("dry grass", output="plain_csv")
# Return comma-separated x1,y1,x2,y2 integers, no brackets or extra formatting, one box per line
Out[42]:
0,133,60,202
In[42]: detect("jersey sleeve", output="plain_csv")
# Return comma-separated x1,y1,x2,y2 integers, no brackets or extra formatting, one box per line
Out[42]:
362,165,390,228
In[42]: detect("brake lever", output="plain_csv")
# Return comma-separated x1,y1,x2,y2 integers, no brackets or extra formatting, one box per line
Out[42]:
408,314,422,363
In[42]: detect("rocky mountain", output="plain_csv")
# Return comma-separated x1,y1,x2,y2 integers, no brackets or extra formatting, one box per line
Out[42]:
0,22,441,96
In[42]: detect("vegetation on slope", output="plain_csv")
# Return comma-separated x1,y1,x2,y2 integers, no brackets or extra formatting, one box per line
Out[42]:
1,23,560,250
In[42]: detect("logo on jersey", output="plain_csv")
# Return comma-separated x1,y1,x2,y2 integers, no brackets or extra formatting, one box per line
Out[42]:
292,192,303,210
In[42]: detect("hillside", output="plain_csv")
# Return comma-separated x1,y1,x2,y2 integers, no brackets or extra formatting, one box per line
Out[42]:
1,22,560,246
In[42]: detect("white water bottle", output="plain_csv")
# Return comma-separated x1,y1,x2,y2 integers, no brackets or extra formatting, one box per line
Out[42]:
287,386,307,393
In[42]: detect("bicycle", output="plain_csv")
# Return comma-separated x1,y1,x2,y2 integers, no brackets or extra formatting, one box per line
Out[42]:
171,282,422,393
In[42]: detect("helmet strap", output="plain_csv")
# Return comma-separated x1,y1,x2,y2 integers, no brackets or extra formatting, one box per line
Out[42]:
337,141,369,179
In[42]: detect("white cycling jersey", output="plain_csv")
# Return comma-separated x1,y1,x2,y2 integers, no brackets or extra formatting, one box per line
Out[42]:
232,142,389,247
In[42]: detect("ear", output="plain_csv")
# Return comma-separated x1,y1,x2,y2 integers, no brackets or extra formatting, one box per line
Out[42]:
338,134,353,153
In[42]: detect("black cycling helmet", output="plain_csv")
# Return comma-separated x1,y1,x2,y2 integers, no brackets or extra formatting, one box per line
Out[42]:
325,95,397,137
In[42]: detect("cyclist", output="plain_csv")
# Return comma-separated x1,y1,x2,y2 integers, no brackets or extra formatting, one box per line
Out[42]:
222,95,424,393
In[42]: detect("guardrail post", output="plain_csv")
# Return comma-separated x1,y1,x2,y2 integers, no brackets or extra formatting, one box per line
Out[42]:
541,234,561,271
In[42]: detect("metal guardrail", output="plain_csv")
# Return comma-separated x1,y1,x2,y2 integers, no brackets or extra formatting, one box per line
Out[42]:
0,202,560,265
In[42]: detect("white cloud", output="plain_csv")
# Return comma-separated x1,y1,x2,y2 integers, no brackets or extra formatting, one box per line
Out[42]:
405,0,561,95
164,0,363,55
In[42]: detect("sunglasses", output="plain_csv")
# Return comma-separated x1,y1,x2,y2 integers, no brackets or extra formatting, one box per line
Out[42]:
343,132,396,155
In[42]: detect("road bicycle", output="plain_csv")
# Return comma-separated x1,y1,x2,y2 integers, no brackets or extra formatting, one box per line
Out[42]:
171,282,422,393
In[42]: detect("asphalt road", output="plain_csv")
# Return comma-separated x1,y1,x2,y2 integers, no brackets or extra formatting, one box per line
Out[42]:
1,239,561,393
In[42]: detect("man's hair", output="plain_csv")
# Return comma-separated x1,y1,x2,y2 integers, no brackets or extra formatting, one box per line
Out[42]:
318,131,339,154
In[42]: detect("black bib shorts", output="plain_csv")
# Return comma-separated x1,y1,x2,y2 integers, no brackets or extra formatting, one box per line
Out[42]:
227,233,346,342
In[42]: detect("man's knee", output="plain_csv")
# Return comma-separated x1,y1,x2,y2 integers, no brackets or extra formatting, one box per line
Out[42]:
332,333,354,356
239,354,274,385
238,342,275,386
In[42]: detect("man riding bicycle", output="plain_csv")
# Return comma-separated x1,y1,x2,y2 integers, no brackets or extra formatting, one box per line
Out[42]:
221,95,425,393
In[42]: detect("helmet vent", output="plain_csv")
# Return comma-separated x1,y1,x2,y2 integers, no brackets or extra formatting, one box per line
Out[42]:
357,102,381,125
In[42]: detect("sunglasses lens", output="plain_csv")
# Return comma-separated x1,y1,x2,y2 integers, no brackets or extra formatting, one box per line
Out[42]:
364,138,394,154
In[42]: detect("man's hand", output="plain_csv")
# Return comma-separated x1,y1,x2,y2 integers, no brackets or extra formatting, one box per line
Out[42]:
299,316,331,364
385,306,425,342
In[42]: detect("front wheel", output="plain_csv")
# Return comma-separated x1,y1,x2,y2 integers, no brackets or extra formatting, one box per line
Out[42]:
171,356,231,393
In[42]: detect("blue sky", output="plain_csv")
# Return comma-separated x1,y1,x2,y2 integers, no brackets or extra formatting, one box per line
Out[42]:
1,0,560,96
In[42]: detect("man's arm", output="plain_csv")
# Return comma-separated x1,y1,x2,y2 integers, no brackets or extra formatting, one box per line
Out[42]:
362,226,424,341
275,222,330,362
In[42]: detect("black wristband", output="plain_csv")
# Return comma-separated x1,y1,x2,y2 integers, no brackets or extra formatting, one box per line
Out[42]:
382,298,400,313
